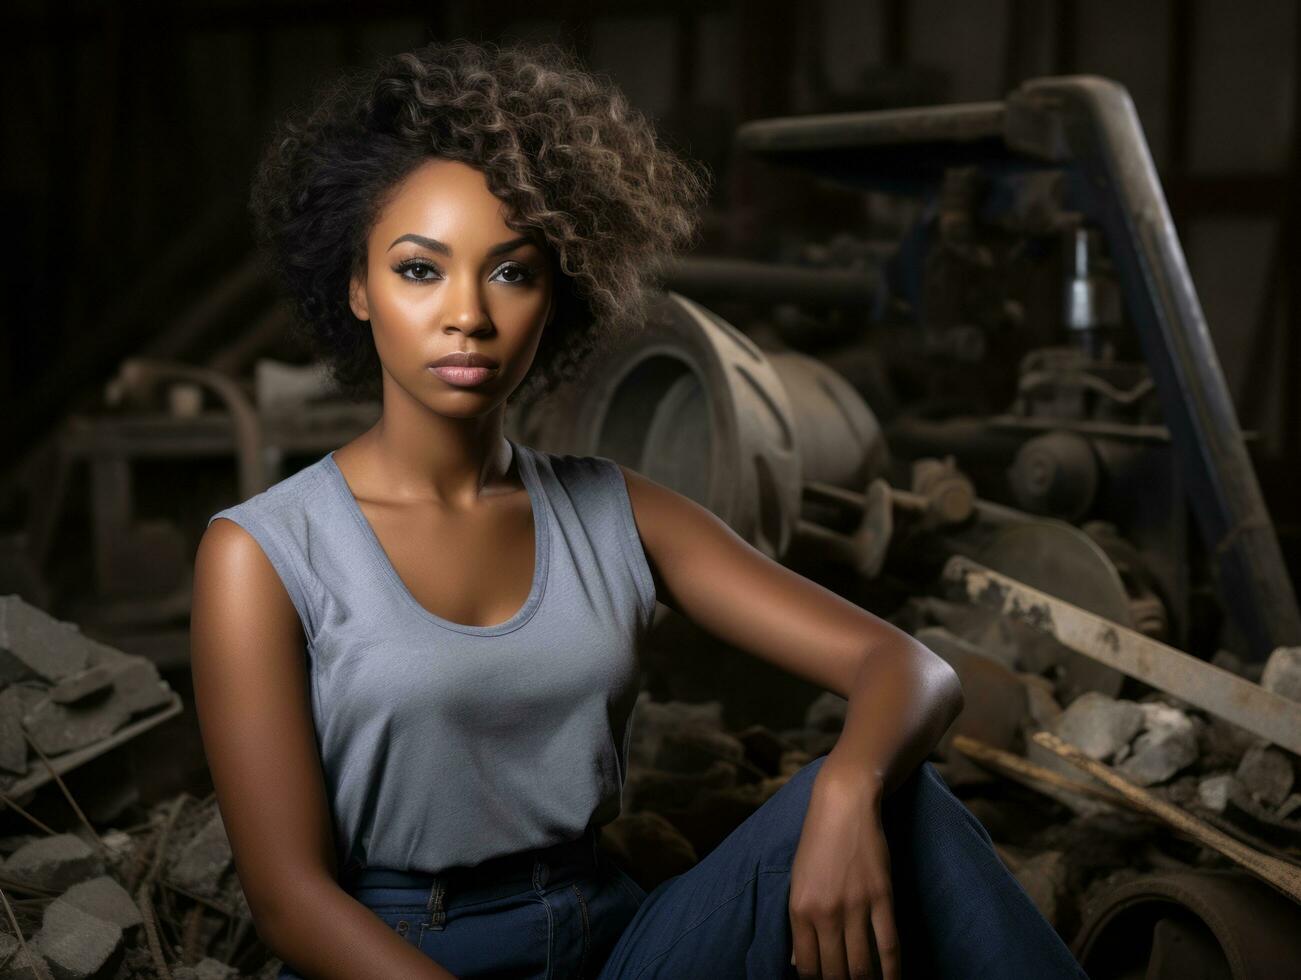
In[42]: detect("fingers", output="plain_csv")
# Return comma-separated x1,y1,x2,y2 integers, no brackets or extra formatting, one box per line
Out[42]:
843,903,875,979
817,916,851,980
791,913,821,980
870,895,901,980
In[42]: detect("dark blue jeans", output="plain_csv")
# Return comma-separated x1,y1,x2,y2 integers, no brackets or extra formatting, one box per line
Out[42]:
276,756,1087,978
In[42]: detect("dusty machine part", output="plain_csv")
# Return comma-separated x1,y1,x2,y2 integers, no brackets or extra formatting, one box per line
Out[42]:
513,291,804,559
1007,429,1100,521
660,256,881,310
105,358,267,501
736,75,1300,662
976,522,1130,701
1072,871,1301,980
909,456,976,527
945,557,1301,756
766,350,889,491
1063,226,1124,359
793,466,977,580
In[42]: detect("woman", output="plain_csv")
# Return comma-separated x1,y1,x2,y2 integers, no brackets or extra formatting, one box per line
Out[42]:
189,39,1087,979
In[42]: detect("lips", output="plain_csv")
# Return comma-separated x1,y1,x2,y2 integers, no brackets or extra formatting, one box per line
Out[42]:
427,350,499,388
429,351,498,369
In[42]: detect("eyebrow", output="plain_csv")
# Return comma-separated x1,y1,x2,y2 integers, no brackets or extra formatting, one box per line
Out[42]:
387,233,534,256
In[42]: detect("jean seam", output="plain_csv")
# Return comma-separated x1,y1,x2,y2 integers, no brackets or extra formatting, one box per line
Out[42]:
538,892,555,980
571,882,591,979
629,868,787,980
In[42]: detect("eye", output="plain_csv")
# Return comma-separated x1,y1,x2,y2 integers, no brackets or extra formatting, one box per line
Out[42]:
395,258,440,282
491,262,537,286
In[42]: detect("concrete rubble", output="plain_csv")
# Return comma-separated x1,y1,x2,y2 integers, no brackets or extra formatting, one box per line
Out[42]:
4,589,1301,975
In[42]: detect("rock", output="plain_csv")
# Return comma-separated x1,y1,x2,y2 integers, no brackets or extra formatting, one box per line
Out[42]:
997,848,1064,927
1198,715,1258,771
1051,692,1143,762
2,834,104,891
778,749,813,777
653,727,745,775
103,659,171,717
0,595,91,685
31,898,123,980
1019,673,1062,728
0,685,29,774
625,761,736,812
52,876,141,932
804,691,848,733
627,694,723,770
168,811,233,898
597,810,697,888
735,724,790,776
1197,774,1240,813
1235,743,1294,807
47,666,116,705
171,959,237,980
0,932,49,980
1117,703,1198,786
1261,646,1301,702
1278,794,1301,821
20,695,131,757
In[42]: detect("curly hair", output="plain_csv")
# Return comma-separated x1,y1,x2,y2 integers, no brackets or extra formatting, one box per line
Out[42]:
249,38,710,404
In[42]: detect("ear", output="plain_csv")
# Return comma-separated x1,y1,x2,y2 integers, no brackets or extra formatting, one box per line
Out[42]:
348,272,370,322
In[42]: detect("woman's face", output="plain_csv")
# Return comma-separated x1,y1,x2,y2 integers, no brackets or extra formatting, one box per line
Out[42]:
349,157,555,416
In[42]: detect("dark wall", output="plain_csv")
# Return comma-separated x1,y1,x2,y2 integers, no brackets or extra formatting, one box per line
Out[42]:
5,0,1299,538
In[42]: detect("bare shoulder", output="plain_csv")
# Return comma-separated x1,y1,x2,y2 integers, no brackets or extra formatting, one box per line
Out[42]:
189,517,335,935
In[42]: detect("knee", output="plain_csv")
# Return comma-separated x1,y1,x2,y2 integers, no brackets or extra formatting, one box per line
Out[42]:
881,761,992,849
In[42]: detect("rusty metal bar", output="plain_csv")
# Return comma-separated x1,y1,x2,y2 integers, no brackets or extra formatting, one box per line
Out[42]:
943,555,1301,755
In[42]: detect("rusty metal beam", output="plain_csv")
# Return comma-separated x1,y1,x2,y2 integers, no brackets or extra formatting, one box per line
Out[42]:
943,555,1301,755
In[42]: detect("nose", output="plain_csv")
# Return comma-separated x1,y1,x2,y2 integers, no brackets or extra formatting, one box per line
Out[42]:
441,270,492,334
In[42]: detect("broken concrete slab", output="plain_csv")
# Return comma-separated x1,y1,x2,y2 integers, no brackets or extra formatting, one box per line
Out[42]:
1,833,104,892
1051,692,1143,762
51,875,141,932
31,897,123,980
20,696,131,757
48,666,116,705
102,659,171,717
19,656,171,757
0,596,89,686
168,811,233,899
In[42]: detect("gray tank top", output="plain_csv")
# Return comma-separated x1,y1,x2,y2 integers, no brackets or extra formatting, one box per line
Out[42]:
205,439,655,878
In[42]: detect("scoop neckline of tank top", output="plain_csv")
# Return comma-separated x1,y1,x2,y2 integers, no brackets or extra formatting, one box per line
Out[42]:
322,438,550,636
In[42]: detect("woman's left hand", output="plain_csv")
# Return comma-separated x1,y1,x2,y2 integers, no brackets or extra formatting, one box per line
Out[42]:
787,757,900,980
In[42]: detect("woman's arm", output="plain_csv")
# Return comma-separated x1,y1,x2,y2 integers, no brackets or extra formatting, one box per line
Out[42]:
618,464,963,788
619,464,964,980
190,519,457,980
